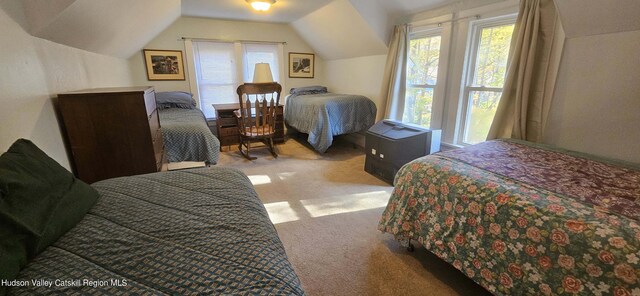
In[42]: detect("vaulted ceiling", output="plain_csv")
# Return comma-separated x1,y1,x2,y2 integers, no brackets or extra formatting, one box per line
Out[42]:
5,0,456,60
5,0,640,61
7,0,181,58
181,0,456,22
181,0,334,23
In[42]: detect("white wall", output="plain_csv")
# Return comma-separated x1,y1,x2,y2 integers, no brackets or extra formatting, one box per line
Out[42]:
544,29,640,164
129,17,324,97
323,55,388,120
0,3,133,169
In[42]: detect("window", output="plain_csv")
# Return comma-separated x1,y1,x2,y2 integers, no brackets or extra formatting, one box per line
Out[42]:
193,42,238,119
459,16,515,144
243,43,280,83
191,41,282,119
403,30,442,128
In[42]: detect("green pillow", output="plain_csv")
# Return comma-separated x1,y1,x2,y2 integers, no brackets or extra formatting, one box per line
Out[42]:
0,139,99,283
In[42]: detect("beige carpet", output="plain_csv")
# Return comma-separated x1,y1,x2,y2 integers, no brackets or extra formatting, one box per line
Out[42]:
217,136,490,296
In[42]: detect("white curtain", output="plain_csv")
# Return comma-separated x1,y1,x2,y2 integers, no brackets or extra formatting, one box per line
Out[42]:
379,24,409,120
242,43,281,83
185,40,285,119
487,0,564,142
184,39,200,108
191,41,238,119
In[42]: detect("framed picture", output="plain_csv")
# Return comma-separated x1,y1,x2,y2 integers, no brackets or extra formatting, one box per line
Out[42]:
288,52,315,78
143,49,185,81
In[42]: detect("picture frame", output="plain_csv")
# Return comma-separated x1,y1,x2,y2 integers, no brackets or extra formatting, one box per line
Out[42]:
143,49,186,81
288,52,315,78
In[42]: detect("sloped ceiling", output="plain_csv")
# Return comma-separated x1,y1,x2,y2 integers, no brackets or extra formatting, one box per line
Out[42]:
8,0,455,61
182,0,332,23
21,0,75,34
291,0,389,60
348,0,393,45
379,0,458,16
12,0,640,62
23,0,181,58
555,0,640,38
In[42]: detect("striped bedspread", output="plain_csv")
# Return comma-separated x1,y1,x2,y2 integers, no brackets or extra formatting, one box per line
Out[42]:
10,168,305,295
284,93,376,153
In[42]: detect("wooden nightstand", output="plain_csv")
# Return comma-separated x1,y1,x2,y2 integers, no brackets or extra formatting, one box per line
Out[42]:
212,103,285,151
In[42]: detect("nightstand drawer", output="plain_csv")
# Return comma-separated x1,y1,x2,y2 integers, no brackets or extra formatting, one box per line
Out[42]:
217,116,237,127
212,103,284,151
220,127,237,137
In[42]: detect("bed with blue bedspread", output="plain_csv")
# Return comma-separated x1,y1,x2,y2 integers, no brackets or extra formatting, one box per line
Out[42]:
9,167,305,295
156,91,220,165
159,108,220,164
1,139,304,295
284,86,376,153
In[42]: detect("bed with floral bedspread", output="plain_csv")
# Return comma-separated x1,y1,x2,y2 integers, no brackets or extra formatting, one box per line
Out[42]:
379,139,639,295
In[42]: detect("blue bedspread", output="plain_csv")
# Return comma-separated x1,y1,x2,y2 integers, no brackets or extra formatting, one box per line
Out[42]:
284,93,376,152
10,168,305,295
159,108,220,164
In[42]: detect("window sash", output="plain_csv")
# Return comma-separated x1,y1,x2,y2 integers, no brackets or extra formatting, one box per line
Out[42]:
403,86,436,127
404,28,443,128
408,83,437,89
458,87,503,145
406,30,442,87
457,15,516,145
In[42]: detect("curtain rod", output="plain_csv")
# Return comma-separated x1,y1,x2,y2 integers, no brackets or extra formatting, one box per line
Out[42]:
180,37,286,45
410,14,480,28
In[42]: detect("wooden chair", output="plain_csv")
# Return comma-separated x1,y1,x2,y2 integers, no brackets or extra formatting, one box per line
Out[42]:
234,83,282,160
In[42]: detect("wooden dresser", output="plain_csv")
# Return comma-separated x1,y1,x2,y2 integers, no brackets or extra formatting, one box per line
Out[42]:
58,86,166,183
212,103,284,151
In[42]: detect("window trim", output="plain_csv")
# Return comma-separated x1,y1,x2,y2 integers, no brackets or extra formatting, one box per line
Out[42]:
456,14,517,145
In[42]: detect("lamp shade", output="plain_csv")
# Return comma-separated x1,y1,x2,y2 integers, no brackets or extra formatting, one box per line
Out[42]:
253,63,274,83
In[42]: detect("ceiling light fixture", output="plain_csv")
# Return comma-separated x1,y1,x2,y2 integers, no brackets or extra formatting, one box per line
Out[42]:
246,0,276,11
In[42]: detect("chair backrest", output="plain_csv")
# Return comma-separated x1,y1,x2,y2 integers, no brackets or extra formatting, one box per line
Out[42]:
236,83,282,137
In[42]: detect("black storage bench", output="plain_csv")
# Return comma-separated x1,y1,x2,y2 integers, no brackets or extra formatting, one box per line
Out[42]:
365,120,441,184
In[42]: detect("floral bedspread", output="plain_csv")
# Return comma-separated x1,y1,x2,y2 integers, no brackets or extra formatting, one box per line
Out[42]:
378,140,640,295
